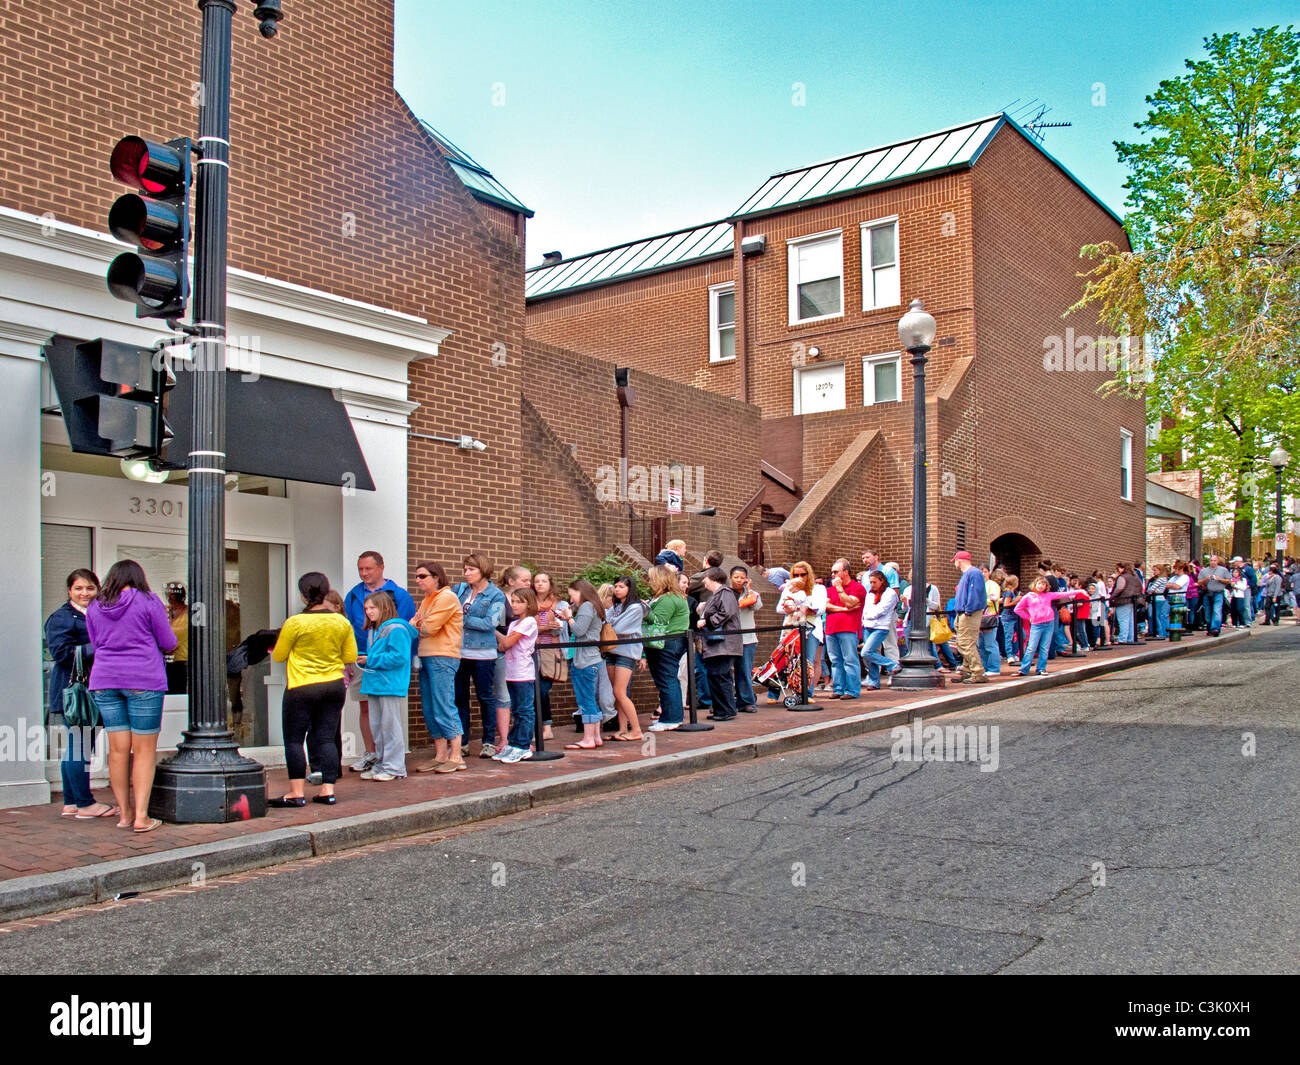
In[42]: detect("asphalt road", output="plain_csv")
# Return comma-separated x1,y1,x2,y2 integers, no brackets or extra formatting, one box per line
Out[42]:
2,626,1296,974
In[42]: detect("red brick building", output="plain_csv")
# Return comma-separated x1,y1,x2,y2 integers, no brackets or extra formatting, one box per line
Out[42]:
526,115,1148,585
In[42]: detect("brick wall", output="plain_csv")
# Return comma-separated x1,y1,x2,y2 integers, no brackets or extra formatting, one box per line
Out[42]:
521,337,763,583
969,126,1147,581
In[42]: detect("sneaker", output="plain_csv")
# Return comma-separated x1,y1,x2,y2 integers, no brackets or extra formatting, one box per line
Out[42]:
500,746,528,763
349,751,378,773
1007,656,1019,665
491,745,514,761
359,769,377,780
369,771,397,781
306,771,324,786
479,743,498,759
433,760,466,773
649,721,680,732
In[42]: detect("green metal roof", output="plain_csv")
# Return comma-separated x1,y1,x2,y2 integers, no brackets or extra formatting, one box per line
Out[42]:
525,113,1123,300
419,120,533,218
525,220,733,300
732,115,1002,217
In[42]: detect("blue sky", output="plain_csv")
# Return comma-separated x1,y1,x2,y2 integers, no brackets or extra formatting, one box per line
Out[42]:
394,0,1297,267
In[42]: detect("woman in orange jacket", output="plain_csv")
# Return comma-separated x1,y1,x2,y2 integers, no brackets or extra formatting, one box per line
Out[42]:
412,561,465,773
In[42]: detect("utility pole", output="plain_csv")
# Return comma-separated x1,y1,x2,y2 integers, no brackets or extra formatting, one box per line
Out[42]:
151,0,285,824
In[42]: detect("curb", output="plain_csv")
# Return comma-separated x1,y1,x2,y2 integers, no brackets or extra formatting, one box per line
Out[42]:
0,628,1251,921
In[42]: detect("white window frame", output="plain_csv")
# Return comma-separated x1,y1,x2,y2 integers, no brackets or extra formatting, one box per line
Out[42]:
860,215,900,312
1121,428,1133,501
862,352,902,406
792,361,846,416
787,229,844,326
708,282,735,363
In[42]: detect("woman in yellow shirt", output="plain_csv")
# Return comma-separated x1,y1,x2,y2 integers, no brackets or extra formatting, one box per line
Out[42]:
270,572,358,807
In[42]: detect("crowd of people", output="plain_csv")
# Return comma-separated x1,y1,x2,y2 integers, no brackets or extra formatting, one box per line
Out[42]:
42,543,1300,824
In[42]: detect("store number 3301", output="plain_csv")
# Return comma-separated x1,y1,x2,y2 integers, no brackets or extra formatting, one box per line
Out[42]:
129,497,183,518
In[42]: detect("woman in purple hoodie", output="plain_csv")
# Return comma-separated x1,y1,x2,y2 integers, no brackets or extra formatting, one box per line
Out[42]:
86,560,177,833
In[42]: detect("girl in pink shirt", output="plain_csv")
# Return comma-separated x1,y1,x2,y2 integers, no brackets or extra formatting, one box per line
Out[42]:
494,588,539,762
1014,577,1074,676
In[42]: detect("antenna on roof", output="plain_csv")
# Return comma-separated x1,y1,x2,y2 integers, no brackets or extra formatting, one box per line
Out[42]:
999,99,1072,144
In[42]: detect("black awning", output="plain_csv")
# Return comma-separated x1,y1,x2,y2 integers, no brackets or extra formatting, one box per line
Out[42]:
169,370,376,491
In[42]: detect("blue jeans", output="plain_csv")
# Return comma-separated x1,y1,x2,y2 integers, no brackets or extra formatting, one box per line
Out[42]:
932,640,960,669
1050,614,1070,656
647,639,685,724
826,630,861,697
1018,621,1052,674
1205,590,1224,633
61,723,98,807
455,657,497,745
860,628,895,686
1153,597,1170,638
978,625,1001,674
1116,603,1135,643
506,679,535,750
734,643,757,708
418,655,460,740
571,662,601,723
93,688,165,735
694,643,712,706
999,615,1021,659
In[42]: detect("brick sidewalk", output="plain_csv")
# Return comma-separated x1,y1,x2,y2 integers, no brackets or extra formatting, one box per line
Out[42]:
0,630,1242,881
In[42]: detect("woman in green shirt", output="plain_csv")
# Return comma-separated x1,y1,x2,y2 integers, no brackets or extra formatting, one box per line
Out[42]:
642,564,690,732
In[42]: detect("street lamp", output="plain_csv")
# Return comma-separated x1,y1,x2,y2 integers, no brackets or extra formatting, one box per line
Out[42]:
892,299,943,689
1268,446,1290,575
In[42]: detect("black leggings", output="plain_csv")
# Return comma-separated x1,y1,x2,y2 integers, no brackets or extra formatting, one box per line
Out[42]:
283,679,345,783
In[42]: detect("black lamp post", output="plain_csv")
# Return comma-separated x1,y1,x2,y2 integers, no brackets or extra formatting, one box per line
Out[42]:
892,299,943,689
1269,446,1290,576
150,0,285,824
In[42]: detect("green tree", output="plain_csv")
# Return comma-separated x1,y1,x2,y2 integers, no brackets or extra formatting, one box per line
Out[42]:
1072,27,1300,556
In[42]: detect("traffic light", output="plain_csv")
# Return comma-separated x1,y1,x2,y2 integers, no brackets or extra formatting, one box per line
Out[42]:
42,335,176,461
106,136,192,319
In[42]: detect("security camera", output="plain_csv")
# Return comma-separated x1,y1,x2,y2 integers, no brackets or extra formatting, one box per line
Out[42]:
471,438,487,452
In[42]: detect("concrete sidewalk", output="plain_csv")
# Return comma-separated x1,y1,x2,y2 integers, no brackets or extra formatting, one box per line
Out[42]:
0,627,1255,920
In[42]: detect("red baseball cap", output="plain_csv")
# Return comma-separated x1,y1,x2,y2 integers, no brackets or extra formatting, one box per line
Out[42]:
951,551,972,562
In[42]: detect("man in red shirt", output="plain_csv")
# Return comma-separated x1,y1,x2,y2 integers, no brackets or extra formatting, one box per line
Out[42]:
825,557,865,698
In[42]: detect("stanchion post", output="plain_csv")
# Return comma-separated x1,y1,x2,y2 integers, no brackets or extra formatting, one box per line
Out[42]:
528,648,562,762
678,631,713,732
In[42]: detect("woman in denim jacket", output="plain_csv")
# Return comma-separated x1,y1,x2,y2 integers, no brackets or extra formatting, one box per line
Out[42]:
451,552,507,756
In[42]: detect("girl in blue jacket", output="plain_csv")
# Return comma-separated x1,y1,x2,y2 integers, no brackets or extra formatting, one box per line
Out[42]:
358,592,418,781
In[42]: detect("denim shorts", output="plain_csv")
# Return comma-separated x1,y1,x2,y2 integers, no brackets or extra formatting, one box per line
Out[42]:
604,653,638,672
93,688,165,735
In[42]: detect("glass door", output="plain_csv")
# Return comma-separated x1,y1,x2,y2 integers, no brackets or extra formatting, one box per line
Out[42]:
96,529,288,750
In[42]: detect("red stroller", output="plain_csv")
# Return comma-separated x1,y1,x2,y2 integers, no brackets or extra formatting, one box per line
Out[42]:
753,626,808,708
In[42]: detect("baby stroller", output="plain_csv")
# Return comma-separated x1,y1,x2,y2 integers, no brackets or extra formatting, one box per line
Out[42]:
753,626,808,708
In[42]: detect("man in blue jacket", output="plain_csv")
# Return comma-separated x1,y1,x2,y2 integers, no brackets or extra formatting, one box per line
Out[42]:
343,550,416,774
950,551,989,683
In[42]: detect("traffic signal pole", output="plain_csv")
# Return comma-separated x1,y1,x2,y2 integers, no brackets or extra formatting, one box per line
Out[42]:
151,0,282,823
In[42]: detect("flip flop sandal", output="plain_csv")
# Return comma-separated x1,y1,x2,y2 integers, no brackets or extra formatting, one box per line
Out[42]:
76,804,121,820
564,742,599,750
61,807,79,817
133,818,163,833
